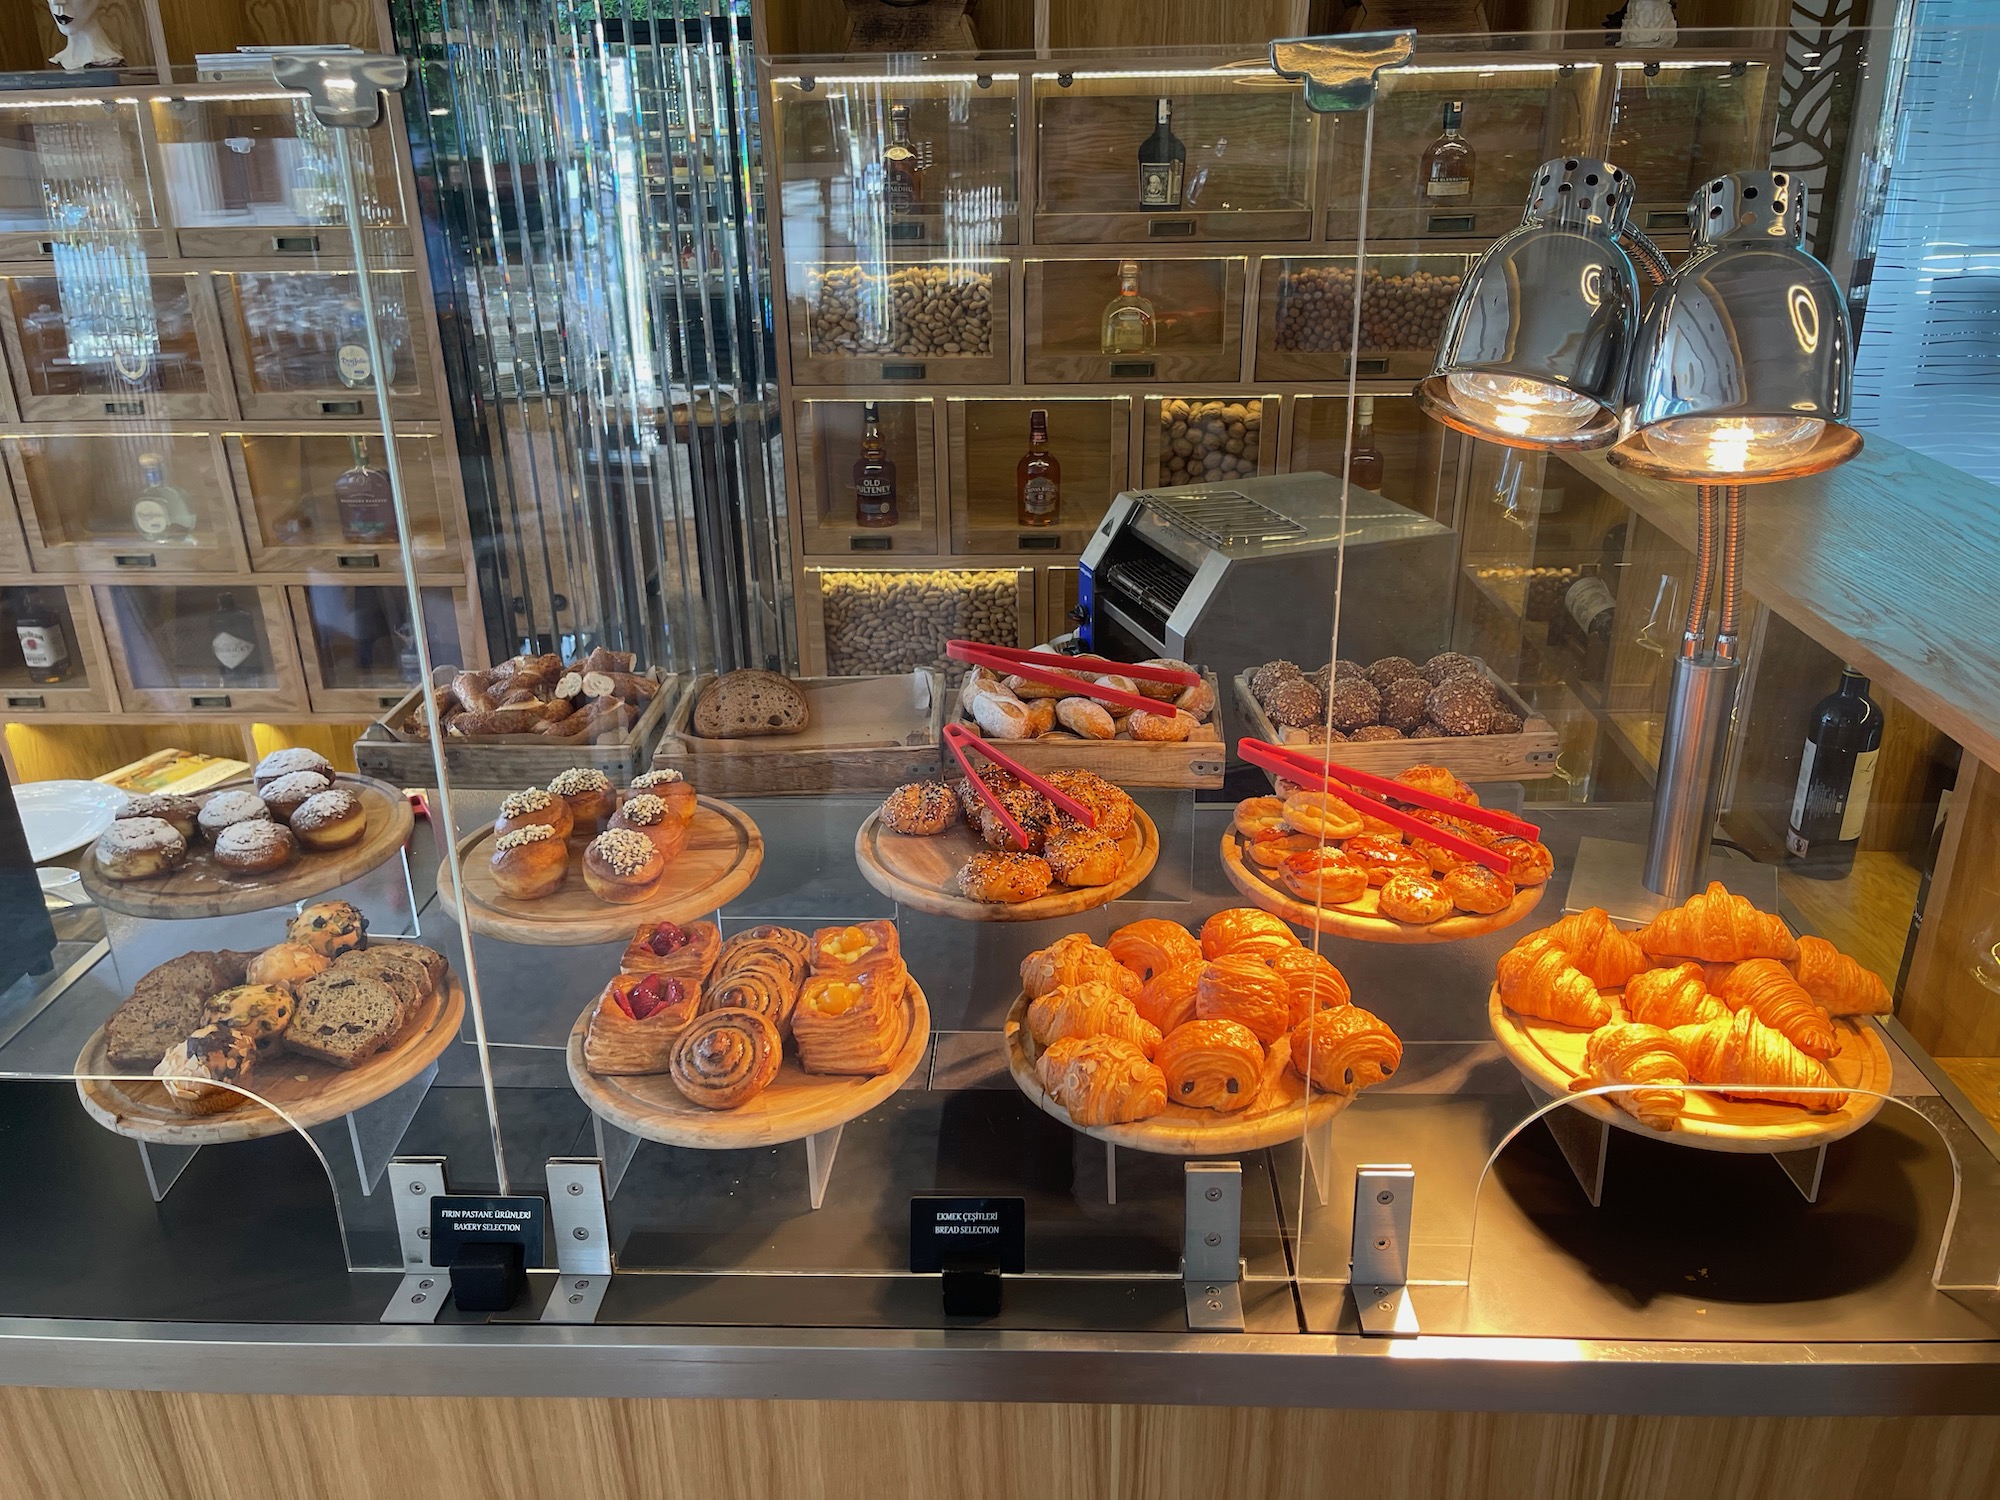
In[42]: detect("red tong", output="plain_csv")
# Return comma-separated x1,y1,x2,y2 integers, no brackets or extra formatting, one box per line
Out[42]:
946,639,1196,717
940,722,1097,851
1237,738,1540,876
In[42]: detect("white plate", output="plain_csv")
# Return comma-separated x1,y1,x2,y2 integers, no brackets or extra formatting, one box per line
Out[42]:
15,780,128,863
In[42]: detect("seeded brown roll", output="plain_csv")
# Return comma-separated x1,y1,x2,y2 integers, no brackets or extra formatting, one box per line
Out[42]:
117,793,198,843
549,767,616,831
93,817,187,881
582,828,665,903
1350,724,1405,742
1326,676,1382,733
291,788,365,851
1379,676,1431,731
1365,656,1423,689
197,790,270,842
260,771,331,822
1422,651,1483,686
489,824,567,899
956,851,1053,903
880,781,959,836
1249,659,1302,701
607,793,688,860
495,786,573,841
213,819,296,875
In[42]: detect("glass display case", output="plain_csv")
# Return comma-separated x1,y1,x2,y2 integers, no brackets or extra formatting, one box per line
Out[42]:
227,428,457,574
215,268,428,420
787,257,1009,386
3,429,240,574
0,99,168,261
947,396,1130,556
793,397,938,556
0,269,224,420
1288,392,1464,524
0,581,115,713
290,582,469,715
1256,251,1475,382
1026,255,1245,384
97,581,303,713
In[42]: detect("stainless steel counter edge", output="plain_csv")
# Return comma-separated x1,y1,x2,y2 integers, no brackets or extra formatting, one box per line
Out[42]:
7,1318,2000,1416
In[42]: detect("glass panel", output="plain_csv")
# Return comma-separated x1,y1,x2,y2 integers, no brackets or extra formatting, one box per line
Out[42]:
1257,251,1474,383
788,258,1008,385
218,269,420,407
811,565,1027,676
297,583,462,702
0,101,160,247
949,396,1130,556
1608,60,1774,236
151,98,403,238
796,398,937,556
1143,394,1267,487
104,583,287,695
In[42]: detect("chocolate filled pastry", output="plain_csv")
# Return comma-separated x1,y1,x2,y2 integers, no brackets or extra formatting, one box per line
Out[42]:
290,788,365,851
620,919,721,981
957,851,1053,904
93,817,187,881
1341,832,1427,886
1156,1018,1265,1112
495,786,573,842
117,793,199,843
197,790,270,842
671,1007,782,1107
1280,846,1368,907
1442,862,1516,915
489,824,568,899
259,771,332,822
1044,828,1123,886
1378,870,1453,924
1288,1006,1401,1094
582,829,665,903
213,819,296,875
625,768,697,825
1266,947,1351,1017
254,746,333,791
1196,954,1294,1045
1135,960,1204,1034
811,920,900,976
549,767,617,831
1199,907,1300,962
607,793,688,861
1107,919,1202,987
879,781,960,836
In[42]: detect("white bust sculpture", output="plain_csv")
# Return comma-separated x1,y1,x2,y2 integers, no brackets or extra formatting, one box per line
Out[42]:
48,0,125,71
1620,0,1679,48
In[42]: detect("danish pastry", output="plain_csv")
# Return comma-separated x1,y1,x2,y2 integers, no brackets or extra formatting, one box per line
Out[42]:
718,924,811,972
620,919,721,981
811,920,900,976
1279,847,1368,906
699,961,801,1035
1195,955,1293,1044
1441,863,1515,915
1490,836,1554,887
585,972,698,1075
1021,934,1141,1001
1378,870,1453,924
1200,907,1300,961
1287,1005,1401,1094
1044,829,1123,886
1156,1019,1265,1112
1279,790,1363,841
958,851,1053,903
670,1007,781,1107
880,781,960,836
1265,946,1351,1018
1342,833,1428,886
1037,1035,1168,1126
1134,960,1204,1034
1026,980,1162,1056
793,961,907,1075
1106,919,1202,986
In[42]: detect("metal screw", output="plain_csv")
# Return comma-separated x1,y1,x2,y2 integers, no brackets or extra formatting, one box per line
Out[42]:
568,1293,583,1305
566,1181,583,1195
1377,1299,1392,1312
1207,1298,1221,1310
1377,1190,1394,1204
1204,1285,1220,1295
417,1227,429,1239
417,1278,435,1290
410,1293,426,1305
572,1226,589,1240
574,1279,590,1290
1204,1231,1221,1246
1204,1186,1222,1202
409,1181,427,1195
1376,1238,1389,1250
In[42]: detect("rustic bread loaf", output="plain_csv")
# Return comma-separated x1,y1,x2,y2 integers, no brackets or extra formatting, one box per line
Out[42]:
692,670,809,738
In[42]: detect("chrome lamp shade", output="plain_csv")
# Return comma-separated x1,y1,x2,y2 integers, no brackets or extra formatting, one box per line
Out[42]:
1415,157,1641,451
1610,171,1859,483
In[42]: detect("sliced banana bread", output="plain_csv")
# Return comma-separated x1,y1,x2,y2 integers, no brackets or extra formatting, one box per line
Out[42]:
104,950,254,1069
360,941,449,993
328,950,428,1023
289,972,402,1068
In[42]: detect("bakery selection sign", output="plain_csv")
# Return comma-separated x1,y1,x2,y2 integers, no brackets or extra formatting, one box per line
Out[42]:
430,1195,549,1266
909,1195,1026,1273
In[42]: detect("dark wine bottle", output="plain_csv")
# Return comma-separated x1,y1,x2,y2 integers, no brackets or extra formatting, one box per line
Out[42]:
1785,668,1883,878
1137,98,1186,210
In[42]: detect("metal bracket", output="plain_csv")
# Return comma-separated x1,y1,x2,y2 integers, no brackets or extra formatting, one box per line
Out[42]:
542,1158,612,1323
1182,1161,1245,1331
1352,1164,1419,1338
381,1156,447,1324
269,52,409,129
1270,31,1417,113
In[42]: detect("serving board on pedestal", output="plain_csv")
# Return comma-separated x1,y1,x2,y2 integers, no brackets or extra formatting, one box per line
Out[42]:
854,806,1158,921
566,977,930,1148
1487,987,1893,1150
1220,829,1547,944
1004,992,1352,1155
79,774,415,920
75,975,464,1146
437,796,762,946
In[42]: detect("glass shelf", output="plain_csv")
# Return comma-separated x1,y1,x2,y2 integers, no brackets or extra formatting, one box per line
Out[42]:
0,271,224,420
97,582,304,714
291,583,469,715
788,258,1009,386
0,583,114,713
3,430,241,574
947,396,1130,556
1256,251,1475,383
1608,60,1774,234
805,564,1032,676
794,398,938,557
1143,393,1268,488
1288,392,1465,525
0,100,166,260
1025,256,1244,384
228,430,458,575
215,268,429,421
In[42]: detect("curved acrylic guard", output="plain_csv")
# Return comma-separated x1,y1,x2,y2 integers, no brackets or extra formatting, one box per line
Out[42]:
1269,31,1416,113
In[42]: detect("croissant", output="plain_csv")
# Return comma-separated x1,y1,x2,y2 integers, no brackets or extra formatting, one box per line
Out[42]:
1287,1005,1401,1095
1637,881,1798,963
1714,958,1837,1060
1792,935,1893,1016
1496,938,1612,1028
1670,1008,1846,1112
1538,908,1650,988
1195,954,1294,1045
1264,946,1351,1021
1134,960,1203,1034
1106,918,1203,986
1622,962,1729,1029
1198,908,1301,962
1156,1019,1265,1112
1026,980,1163,1057
1570,1022,1689,1132
1020,934,1140,1002
1037,1035,1168,1126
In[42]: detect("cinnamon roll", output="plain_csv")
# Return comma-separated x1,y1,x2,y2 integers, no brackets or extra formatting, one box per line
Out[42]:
670,1008,782,1109
699,958,803,1035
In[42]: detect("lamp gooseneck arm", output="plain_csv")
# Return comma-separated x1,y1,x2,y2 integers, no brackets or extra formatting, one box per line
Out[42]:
1620,226,1674,288
1714,484,1745,661
1682,483,1717,658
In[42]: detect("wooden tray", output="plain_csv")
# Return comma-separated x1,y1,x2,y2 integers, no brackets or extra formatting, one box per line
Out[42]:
352,667,682,788
1232,669,1559,783
947,669,1228,789
1220,829,1548,945
1487,986,1892,1150
1003,992,1352,1155
566,978,930,1148
437,795,763,946
75,974,464,1146
79,774,415,920
854,806,1159,922
653,670,945,795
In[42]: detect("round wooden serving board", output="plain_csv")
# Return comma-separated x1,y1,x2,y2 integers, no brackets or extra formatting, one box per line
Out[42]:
74,974,464,1146
1487,986,1892,1150
566,978,930,1148
854,806,1159,922
80,774,415,920
1004,992,1352,1155
438,796,763,946
1219,830,1547,944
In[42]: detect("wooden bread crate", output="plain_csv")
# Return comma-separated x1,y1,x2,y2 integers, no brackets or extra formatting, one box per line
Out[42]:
352,667,683,788
652,671,945,795
1232,669,1559,784
947,669,1227,789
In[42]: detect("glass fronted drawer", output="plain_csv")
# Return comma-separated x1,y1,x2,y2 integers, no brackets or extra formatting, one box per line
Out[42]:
0,583,117,714
290,583,472,715
1142,394,1269,488
0,271,226,420
4,430,243,574
0,100,168,260
801,565,1033,676
788,259,1009,386
794,398,939,557
1255,252,1474,383
947,396,1131,557
97,582,304,714
215,268,432,420
1026,256,1244,384
228,429,459,575
1288,392,1465,524
1607,60,1775,234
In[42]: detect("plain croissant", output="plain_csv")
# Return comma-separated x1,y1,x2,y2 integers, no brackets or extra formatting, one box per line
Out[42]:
1637,881,1798,964
1791,935,1893,1016
1623,962,1730,1029
1669,1008,1846,1112
1497,937,1611,1028
1540,907,1651,988
1571,1022,1690,1131
1715,958,1837,1060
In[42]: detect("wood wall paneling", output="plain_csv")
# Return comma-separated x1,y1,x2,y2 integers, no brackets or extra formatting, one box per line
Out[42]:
0,0,155,75
1901,754,2000,1059
155,0,382,67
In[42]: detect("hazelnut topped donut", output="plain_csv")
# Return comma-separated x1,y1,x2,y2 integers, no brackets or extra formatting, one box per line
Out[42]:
549,767,616,831
495,786,573,841
488,823,567,900
607,792,689,860
582,828,665,903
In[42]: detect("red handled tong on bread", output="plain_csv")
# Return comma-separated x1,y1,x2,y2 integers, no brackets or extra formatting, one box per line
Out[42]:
1237,738,1538,876
945,639,1194,717
940,722,1097,851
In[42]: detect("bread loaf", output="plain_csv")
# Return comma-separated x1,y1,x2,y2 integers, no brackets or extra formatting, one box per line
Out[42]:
693,670,810,738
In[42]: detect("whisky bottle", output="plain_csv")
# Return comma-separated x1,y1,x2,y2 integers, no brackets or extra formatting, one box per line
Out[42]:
1420,101,1475,202
1100,260,1157,355
1347,396,1385,490
13,591,71,685
882,103,925,240
209,591,263,686
1137,98,1186,210
853,401,899,528
1786,669,1883,878
335,435,398,544
1016,408,1060,527
131,451,198,543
